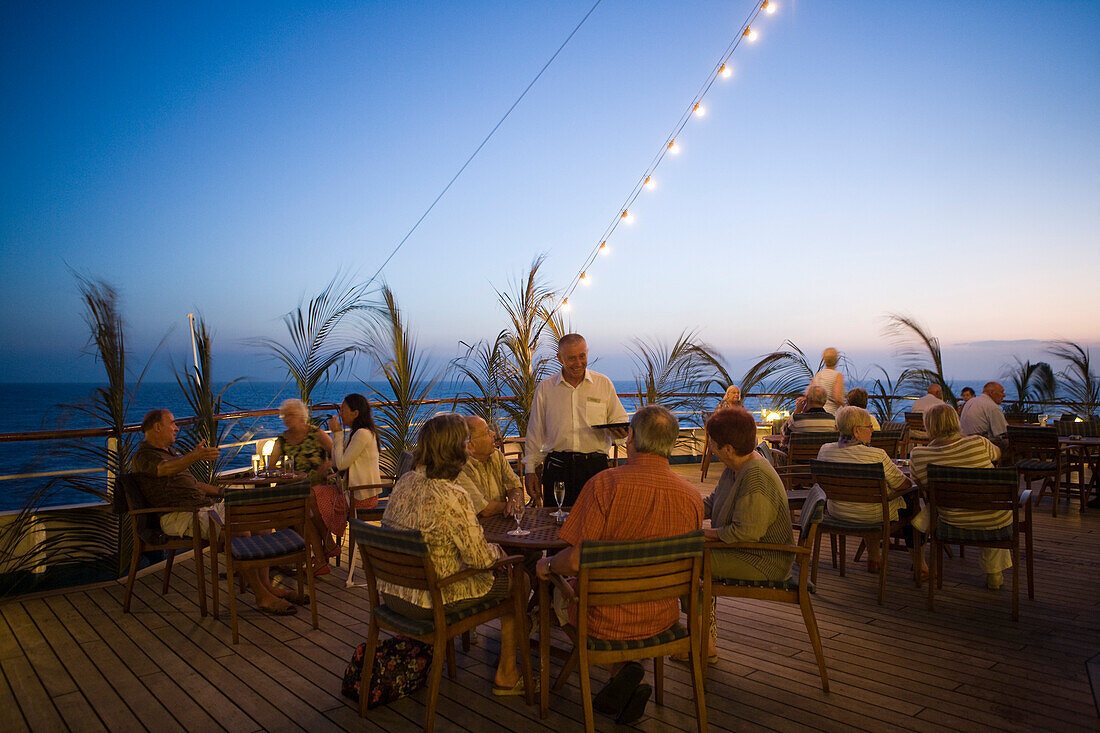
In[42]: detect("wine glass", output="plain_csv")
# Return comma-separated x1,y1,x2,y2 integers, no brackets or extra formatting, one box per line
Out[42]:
507,495,530,536
553,481,567,519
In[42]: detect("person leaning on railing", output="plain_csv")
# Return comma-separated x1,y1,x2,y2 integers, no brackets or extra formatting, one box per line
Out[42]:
909,403,1010,590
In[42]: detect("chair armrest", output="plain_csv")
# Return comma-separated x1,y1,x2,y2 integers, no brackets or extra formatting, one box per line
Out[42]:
1019,489,1033,506
128,505,203,517
887,483,919,501
547,572,575,603
704,539,810,556
436,554,523,588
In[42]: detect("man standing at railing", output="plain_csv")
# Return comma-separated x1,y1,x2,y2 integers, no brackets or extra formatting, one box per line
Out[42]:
524,333,628,507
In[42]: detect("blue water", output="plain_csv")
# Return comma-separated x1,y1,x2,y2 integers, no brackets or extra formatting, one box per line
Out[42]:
3,379,759,511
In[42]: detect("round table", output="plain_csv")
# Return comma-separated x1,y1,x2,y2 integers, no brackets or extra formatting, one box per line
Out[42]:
479,507,568,551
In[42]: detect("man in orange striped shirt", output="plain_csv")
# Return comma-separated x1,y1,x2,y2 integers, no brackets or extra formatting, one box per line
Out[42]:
536,404,703,723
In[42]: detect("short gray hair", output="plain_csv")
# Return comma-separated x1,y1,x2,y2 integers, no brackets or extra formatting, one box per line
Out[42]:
630,405,679,457
806,385,827,407
558,333,586,352
279,398,309,422
835,405,868,437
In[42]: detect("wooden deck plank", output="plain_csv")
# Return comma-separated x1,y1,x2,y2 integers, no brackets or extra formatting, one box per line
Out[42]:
52,690,109,733
0,658,31,733
0,654,67,731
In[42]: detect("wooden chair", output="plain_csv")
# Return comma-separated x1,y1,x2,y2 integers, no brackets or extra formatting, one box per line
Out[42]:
869,429,904,460
703,494,829,692
926,465,1034,620
904,412,928,454
349,519,533,733
1052,419,1100,511
1007,426,1067,516
773,432,839,492
210,482,318,643
809,460,921,605
114,473,208,616
545,531,707,733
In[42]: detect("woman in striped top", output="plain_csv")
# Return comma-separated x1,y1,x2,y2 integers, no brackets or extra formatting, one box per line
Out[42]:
910,403,1011,590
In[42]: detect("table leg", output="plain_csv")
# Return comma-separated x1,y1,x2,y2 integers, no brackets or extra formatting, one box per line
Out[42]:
539,578,550,718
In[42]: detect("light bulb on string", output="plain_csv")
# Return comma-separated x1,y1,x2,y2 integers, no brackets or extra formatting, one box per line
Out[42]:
693,103,706,118
560,298,571,313
744,27,758,42
621,209,634,224
719,63,732,79
667,140,680,154
643,175,656,191
599,241,610,256
580,271,591,286
763,0,777,15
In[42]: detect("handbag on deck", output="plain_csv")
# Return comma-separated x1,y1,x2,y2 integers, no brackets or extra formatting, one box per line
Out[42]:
341,635,433,709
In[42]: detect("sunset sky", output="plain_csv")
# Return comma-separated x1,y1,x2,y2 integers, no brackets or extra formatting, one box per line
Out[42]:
3,1,1098,385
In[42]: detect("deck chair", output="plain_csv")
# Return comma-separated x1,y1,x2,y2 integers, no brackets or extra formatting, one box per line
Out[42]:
344,449,415,585
773,432,839,492
1007,426,1067,516
115,473,208,617
210,482,318,643
926,465,1034,620
904,412,928,453
349,519,533,733
1052,419,1099,512
810,460,921,605
869,429,904,460
546,531,707,733
704,493,829,691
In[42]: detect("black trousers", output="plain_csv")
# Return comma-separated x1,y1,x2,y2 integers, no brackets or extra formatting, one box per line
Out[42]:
541,451,610,507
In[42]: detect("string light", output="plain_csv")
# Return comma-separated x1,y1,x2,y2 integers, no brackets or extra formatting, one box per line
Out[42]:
555,1,778,317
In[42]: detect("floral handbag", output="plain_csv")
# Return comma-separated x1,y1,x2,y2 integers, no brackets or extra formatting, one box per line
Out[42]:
341,635,433,709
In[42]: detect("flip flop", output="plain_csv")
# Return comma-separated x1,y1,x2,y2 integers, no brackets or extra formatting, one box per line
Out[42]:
258,600,297,616
616,683,652,725
284,592,311,606
491,676,538,696
670,652,719,665
593,661,644,716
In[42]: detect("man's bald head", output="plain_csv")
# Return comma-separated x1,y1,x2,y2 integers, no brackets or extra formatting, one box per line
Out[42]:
927,384,943,399
806,385,827,407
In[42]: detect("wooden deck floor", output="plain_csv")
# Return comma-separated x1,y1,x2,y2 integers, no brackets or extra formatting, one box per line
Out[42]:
2,465,1099,732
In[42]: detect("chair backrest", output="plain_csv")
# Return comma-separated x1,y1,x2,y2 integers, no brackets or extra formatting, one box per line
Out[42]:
1006,425,1058,460
1053,418,1099,438
116,473,170,545
577,531,704,610
926,465,1019,513
223,482,311,535
809,460,889,505
788,432,839,464
348,519,439,605
904,412,925,431
868,430,904,459
1005,412,1039,426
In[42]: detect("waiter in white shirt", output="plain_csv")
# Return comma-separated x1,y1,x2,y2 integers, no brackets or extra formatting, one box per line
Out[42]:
524,334,628,507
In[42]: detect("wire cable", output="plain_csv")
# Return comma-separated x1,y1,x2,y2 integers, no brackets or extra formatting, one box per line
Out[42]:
364,0,605,288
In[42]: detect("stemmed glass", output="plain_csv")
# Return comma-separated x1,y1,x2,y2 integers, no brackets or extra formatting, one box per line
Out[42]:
552,481,567,520
507,494,530,536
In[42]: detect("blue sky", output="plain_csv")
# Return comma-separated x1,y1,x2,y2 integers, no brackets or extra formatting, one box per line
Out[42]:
2,1,1098,385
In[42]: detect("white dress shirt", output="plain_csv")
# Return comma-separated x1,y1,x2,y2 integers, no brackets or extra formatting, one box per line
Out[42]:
524,369,627,474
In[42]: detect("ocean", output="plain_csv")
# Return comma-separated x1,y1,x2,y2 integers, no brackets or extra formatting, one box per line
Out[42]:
0,379,744,512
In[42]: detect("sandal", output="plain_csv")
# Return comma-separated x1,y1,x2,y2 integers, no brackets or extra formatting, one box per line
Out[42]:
258,600,297,616
491,676,538,696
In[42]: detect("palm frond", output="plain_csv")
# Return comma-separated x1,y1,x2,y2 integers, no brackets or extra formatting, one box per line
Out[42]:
1046,340,1100,417
628,330,723,415
882,314,957,406
739,341,814,412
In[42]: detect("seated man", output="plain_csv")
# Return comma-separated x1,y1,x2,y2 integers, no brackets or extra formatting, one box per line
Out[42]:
455,415,522,517
132,409,298,615
959,381,1009,449
781,385,836,447
535,405,703,724
911,383,946,414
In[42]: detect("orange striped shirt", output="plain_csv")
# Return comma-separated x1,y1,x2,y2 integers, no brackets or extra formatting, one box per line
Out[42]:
559,453,703,640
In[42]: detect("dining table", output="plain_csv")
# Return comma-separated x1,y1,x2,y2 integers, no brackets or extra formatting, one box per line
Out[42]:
214,470,307,488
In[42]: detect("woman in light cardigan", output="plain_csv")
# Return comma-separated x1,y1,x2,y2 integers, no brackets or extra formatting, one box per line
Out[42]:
327,393,383,508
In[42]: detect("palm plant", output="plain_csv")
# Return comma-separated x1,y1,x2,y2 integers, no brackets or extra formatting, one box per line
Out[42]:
363,285,441,476
450,335,509,434
628,330,723,416
1001,358,1057,417
173,317,250,484
864,365,916,425
495,255,560,437
1046,341,1099,418
256,274,372,406
883,314,957,407
737,341,818,413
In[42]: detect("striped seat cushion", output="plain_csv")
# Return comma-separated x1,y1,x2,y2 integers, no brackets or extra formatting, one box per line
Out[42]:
1015,459,1057,472
586,622,688,652
820,515,881,532
230,529,306,560
712,577,816,594
373,596,506,636
935,521,1012,543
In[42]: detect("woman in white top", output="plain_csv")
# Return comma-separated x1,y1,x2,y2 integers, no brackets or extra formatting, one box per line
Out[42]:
327,393,383,509
808,347,845,415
